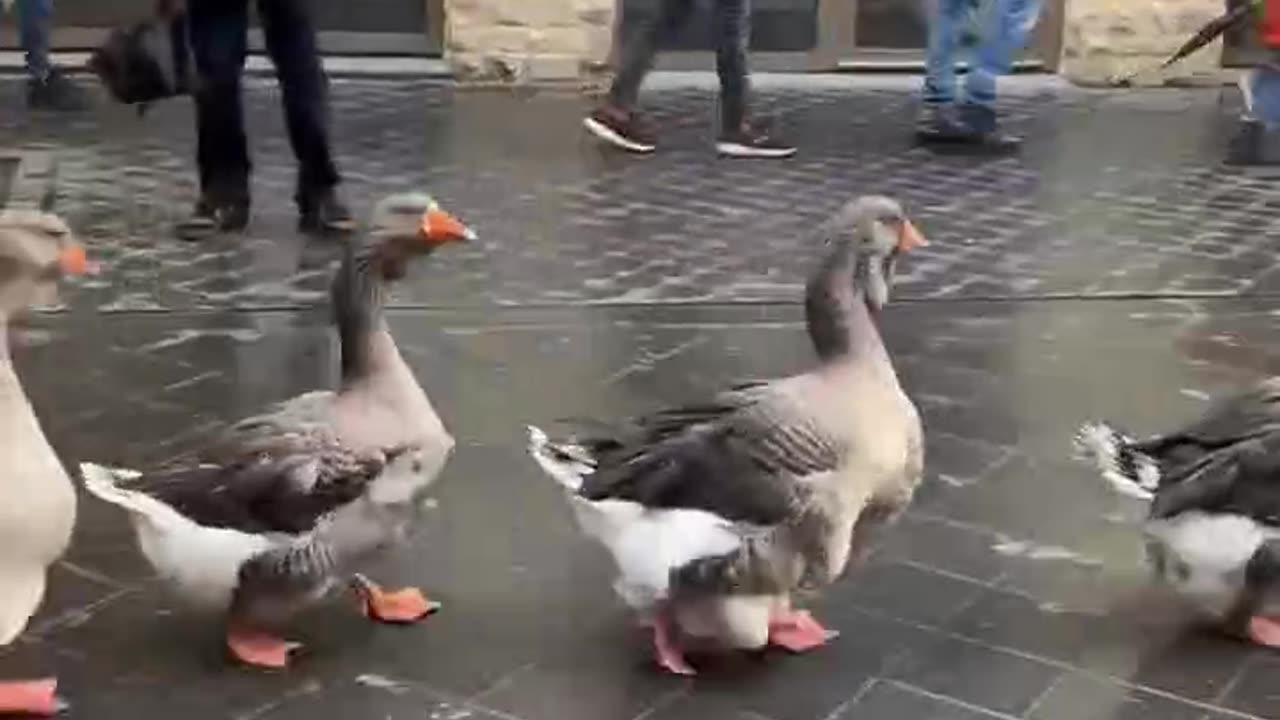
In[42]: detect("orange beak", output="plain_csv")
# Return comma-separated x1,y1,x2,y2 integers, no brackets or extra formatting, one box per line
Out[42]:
58,243,89,275
897,219,928,252
420,209,476,245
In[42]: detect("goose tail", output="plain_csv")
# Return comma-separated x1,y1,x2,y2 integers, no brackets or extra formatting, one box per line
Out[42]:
1072,422,1160,501
527,425,595,493
79,463,182,526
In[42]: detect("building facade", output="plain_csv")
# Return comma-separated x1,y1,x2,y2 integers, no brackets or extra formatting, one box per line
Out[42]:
0,0,1244,86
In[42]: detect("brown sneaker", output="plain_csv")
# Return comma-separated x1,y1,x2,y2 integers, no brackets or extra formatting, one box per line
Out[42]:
583,107,657,154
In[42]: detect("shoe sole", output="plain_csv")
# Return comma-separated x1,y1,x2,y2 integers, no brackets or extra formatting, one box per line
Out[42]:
583,117,656,154
715,142,797,159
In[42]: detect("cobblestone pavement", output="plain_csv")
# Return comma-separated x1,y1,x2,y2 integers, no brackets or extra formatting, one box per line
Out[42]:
1,74,1279,720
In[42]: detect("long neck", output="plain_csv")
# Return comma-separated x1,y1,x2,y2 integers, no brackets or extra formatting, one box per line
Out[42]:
804,241,886,365
331,244,396,384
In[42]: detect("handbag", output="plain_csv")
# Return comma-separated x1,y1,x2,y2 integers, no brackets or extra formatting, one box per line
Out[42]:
87,11,194,116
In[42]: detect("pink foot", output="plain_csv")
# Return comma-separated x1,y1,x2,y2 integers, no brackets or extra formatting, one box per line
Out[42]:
0,679,62,715
651,613,695,676
226,628,303,669
1248,616,1280,648
768,610,839,653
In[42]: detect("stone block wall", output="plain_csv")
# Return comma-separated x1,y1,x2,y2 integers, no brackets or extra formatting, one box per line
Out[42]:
1060,0,1233,85
445,0,616,84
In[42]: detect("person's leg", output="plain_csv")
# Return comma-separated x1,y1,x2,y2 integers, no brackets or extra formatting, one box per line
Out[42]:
180,0,251,237
921,0,967,108
256,0,350,229
711,0,794,158
584,0,693,153
915,0,973,140
15,0,86,110
961,0,1041,128
14,0,51,81
256,0,351,233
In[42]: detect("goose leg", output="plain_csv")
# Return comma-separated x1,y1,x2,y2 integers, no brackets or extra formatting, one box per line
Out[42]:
768,610,839,652
226,625,303,669
651,606,695,676
0,678,61,715
1248,616,1280,647
350,573,440,624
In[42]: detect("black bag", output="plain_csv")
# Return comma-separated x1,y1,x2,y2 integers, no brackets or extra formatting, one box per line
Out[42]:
88,13,194,115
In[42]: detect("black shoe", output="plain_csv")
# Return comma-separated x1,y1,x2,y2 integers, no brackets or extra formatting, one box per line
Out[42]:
298,187,355,235
716,123,797,159
27,68,90,111
176,195,249,240
916,103,1021,151
583,107,657,154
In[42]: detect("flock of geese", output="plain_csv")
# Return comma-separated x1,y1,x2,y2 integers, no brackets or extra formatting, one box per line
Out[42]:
0,192,1276,713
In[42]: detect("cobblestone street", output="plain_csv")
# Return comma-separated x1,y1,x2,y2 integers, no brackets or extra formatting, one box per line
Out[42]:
1,73,1279,719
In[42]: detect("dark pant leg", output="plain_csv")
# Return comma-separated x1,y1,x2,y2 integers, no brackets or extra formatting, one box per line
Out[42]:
187,0,251,200
607,0,694,112
257,0,340,198
712,0,751,133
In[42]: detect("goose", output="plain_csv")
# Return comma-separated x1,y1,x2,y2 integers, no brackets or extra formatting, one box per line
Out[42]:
0,210,90,715
528,195,928,675
1075,380,1280,647
79,193,474,669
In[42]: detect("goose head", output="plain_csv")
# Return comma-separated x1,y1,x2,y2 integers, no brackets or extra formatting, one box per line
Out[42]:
823,195,926,311
0,210,90,317
359,192,475,281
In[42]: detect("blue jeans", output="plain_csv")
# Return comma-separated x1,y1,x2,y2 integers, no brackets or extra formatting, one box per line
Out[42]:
922,0,1042,108
610,0,751,133
1243,65,1280,128
14,0,52,80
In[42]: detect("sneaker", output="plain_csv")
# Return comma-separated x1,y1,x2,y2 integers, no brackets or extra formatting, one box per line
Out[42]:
915,102,1021,152
298,187,355,235
27,68,90,111
176,195,249,241
583,107,657,154
715,124,797,159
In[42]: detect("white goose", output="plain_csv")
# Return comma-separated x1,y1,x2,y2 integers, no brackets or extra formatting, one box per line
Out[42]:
529,196,928,674
0,210,90,714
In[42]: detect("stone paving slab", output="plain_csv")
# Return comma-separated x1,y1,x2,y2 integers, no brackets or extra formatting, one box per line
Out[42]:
0,296,1276,720
0,75,1266,312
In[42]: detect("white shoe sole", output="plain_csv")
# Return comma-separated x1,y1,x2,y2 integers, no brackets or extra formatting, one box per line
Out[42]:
715,142,797,159
583,116,656,154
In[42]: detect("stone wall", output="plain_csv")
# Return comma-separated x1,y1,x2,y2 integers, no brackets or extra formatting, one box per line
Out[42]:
1060,0,1232,85
444,0,616,84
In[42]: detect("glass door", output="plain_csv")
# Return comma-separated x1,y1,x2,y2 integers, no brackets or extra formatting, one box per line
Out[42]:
842,0,1064,70
628,0,1063,72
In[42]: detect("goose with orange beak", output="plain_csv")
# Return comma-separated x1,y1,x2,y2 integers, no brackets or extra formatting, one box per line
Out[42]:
0,211,93,715
80,193,472,670
530,195,928,675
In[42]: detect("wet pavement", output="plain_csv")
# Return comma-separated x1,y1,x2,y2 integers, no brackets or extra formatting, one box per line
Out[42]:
1,73,1279,719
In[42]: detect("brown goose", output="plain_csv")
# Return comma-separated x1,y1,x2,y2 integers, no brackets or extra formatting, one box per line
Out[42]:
0,210,90,714
80,193,473,669
528,195,927,675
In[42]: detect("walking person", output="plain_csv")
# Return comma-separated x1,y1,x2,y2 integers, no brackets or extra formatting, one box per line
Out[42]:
584,0,795,158
10,0,89,110
1230,0,1280,164
175,0,352,239
916,0,1042,149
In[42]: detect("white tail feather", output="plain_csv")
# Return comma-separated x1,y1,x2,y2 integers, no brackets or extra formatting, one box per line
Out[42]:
527,425,593,492
1072,422,1158,501
79,462,188,529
